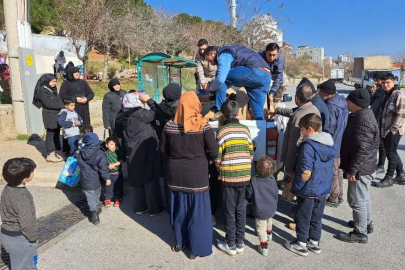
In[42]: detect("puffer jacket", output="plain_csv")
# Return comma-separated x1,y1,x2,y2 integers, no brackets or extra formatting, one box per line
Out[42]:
340,108,380,176
325,94,349,156
77,134,110,190
292,132,336,198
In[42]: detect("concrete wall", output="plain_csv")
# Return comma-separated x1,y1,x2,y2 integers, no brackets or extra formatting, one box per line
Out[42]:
0,105,15,135
0,100,103,137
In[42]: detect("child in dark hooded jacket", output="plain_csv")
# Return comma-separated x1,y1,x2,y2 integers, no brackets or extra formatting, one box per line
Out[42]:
77,132,111,225
284,113,336,257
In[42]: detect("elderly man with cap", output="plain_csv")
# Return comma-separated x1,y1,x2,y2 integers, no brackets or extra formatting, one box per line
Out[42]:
318,79,349,208
337,88,379,243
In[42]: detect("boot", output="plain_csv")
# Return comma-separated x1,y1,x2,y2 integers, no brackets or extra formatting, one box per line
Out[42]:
91,211,100,225
374,176,393,188
393,173,405,184
46,152,62,163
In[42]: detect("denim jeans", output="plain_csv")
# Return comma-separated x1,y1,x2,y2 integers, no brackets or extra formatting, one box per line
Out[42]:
104,173,123,200
215,66,271,120
68,135,80,156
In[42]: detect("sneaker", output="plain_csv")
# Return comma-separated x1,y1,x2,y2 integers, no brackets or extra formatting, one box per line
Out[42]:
267,229,273,241
149,209,166,217
236,243,244,254
55,151,64,161
258,243,269,256
46,152,62,163
91,211,100,225
338,197,344,204
104,200,111,207
393,173,405,184
284,240,308,257
376,166,385,175
217,241,237,256
135,210,146,215
336,231,368,243
373,176,393,188
113,199,121,207
326,199,340,208
288,222,296,231
308,240,321,254
347,220,373,234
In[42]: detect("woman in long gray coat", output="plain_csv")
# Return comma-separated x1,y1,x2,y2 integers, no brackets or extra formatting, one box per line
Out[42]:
102,78,127,136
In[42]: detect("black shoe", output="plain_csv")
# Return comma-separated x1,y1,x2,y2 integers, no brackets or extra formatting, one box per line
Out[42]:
373,176,393,188
326,199,339,208
338,197,344,204
91,211,100,225
393,173,405,184
336,231,368,243
376,166,385,175
347,220,373,234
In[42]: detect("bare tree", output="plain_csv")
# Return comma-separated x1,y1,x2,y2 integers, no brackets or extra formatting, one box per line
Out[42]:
393,49,405,86
56,0,108,73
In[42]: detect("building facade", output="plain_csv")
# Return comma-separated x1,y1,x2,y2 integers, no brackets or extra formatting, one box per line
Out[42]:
297,46,325,65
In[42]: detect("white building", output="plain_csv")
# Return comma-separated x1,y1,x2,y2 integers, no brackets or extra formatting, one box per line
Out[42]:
248,14,283,47
338,54,351,63
297,46,325,66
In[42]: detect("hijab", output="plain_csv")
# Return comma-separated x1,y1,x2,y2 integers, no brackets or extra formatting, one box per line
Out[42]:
108,78,121,94
122,92,143,108
174,92,209,133
66,66,80,82
163,83,181,102
32,73,57,108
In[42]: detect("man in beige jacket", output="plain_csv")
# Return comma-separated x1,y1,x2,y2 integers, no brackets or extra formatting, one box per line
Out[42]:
195,39,217,93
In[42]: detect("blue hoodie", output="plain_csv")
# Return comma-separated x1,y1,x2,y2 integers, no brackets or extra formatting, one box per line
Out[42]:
77,133,110,190
292,132,336,198
325,94,349,156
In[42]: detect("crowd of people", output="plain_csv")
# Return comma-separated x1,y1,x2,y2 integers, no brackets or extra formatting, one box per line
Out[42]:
1,40,404,269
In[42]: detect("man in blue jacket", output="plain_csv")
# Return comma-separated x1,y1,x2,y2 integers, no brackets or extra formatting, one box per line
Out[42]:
318,79,349,208
204,45,271,120
259,43,285,96
284,113,336,256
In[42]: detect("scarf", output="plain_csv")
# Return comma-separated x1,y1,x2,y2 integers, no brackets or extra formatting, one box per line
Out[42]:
32,73,57,108
122,92,143,108
66,66,80,82
174,92,209,133
108,78,121,94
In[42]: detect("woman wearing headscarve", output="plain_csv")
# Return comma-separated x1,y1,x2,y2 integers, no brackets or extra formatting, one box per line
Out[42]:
102,78,127,136
118,92,164,216
160,92,218,259
33,73,65,162
59,66,94,126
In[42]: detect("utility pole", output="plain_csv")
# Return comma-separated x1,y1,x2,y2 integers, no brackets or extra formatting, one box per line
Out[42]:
3,0,28,134
230,0,237,28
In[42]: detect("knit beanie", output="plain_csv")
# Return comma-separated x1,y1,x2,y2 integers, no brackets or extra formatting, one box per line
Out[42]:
297,77,316,94
318,79,336,94
347,88,370,108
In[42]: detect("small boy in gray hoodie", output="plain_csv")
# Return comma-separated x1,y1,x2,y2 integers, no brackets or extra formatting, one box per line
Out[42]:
58,99,83,156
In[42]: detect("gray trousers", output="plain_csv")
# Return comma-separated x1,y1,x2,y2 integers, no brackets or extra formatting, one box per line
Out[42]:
347,173,375,235
0,233,38,270
83,187,101,212
255,218,273,243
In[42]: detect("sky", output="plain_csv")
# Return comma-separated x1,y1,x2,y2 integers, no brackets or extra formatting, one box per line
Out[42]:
144,0,405,60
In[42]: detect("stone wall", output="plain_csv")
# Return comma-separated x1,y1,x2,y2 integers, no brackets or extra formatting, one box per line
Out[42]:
0,100,103,137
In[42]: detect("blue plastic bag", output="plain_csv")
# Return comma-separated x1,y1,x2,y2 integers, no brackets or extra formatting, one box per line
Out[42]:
58,156,80,187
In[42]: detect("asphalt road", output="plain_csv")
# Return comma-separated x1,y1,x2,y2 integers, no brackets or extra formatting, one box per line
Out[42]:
37,83,405,270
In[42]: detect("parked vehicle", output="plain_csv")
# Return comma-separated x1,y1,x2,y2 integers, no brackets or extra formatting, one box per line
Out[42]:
331,68,344,83
351,56,392,89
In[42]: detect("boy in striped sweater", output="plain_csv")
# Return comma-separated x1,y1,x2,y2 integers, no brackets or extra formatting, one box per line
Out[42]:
216,100,254,256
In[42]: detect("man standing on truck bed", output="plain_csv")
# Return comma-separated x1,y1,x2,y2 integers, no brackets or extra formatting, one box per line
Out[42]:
259,43,285,98
194,39,217,95
204,45,271,120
